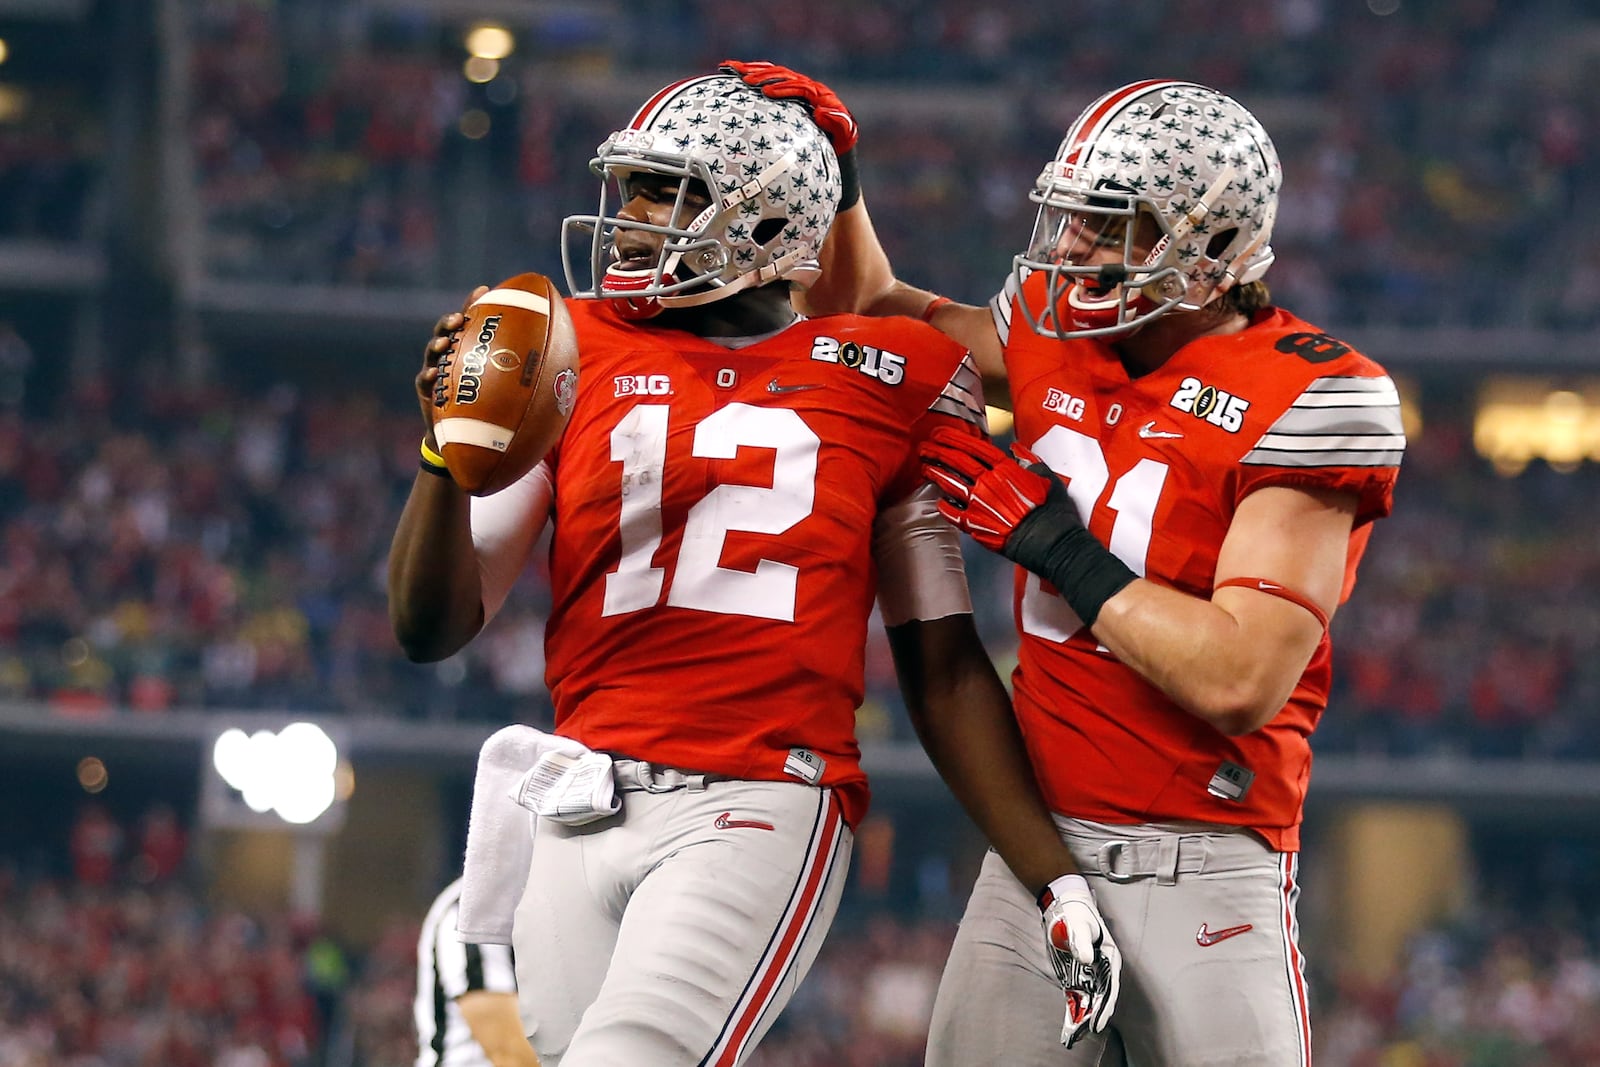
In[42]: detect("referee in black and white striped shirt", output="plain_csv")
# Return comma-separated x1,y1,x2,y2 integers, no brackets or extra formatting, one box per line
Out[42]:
415,878,540,1067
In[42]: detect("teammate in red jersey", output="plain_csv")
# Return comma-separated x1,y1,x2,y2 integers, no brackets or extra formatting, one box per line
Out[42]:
730,64,1405,1066
388,73,1096,1067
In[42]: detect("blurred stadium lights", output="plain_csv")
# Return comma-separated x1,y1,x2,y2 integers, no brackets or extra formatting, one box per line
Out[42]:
76,755,108,794
1473,377,1600,475
208,721,346,829
0,36,9,64
465,22,515,60
0,84,25,123
1392,374,1422,443
458,107,492,139
463,55,499,82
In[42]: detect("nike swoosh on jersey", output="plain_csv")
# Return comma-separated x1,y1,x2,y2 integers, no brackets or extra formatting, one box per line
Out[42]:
1138,420,1184,439
1195,922,1254,947
767,378,824,394
714,812,776,831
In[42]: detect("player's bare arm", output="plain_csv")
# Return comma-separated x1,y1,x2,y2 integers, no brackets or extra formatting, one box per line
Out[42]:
387,291,491,662
887,613,1078,895
923,429,1357,736
457,990,542,1067
1090,484,1356,735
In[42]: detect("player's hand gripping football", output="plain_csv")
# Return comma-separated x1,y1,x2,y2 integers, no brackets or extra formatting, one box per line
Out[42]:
718,59,858,154
417,285,489,432
1038,874,1122,1048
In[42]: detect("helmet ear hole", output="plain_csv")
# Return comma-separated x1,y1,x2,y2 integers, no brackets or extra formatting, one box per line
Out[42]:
1206,227,1238,260
751,218,787,246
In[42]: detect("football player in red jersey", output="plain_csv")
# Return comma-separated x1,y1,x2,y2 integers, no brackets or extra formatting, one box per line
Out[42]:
729,63,1405,1066
388,73,1103,1067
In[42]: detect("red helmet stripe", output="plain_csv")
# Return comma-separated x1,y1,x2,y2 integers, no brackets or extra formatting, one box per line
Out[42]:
627,74,724,131
1060,78,1193,164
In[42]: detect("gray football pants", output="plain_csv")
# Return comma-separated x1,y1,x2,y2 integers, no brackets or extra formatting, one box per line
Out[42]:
927,819,1312,1067
513,762,852,1067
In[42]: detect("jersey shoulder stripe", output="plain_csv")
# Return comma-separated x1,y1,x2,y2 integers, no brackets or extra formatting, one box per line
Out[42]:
929,352,987,429
1244,375,1406,467
990,270,1021,347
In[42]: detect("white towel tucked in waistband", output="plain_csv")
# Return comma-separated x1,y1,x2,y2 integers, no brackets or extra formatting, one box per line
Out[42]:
457,724,588,944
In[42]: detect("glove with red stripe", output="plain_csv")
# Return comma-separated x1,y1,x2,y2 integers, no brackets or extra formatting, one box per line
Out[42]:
719,59,860,209
919,426,1054,552
1038,874,1122,1048
919,425,1137,626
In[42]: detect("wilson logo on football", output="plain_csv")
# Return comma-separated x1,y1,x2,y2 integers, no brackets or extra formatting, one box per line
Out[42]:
450,314,503,405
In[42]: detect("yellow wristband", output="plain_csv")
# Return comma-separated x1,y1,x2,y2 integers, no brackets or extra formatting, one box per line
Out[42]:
420,437,448,469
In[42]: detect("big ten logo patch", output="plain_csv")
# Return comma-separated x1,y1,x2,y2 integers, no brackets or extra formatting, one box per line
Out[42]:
1170,376,1250,433
1042,388,1086,421
810,336,905,385
614,374,673,397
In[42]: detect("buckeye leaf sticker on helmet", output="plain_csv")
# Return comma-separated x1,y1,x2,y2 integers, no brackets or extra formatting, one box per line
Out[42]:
431,272,580,496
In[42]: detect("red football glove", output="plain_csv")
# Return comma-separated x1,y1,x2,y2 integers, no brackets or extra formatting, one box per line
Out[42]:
919,425,1057,552
719,59,858,155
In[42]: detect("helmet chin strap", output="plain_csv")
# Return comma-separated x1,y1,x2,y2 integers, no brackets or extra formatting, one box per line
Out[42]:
658,246,812,308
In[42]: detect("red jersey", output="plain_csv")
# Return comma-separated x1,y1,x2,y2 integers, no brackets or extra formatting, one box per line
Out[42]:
995,276,1404,850
543,301,985,827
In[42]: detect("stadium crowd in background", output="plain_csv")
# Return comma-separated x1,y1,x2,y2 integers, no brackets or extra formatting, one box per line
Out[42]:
5,805,1599,1067
169,0,1600,329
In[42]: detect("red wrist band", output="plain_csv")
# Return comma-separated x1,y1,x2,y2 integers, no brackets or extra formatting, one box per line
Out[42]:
1215,577,1329,632
921,295,953,322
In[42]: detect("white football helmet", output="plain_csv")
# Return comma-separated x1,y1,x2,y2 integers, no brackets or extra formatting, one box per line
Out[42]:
1014,80,1281,340
562,73,842,319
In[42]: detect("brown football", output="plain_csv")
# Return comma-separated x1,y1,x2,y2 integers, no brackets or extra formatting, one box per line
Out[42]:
431,272,580,496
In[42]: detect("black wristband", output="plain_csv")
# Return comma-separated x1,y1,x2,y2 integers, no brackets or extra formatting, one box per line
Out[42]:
419,458,452,478
837,147,861,211
1005,504,1136,627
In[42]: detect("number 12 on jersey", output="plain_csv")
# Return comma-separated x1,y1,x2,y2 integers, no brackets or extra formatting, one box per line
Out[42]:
601,402,820,622
1020,425,1168,643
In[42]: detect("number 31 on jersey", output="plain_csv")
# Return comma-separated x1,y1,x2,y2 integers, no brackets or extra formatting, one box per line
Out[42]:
1020,425,1168,643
